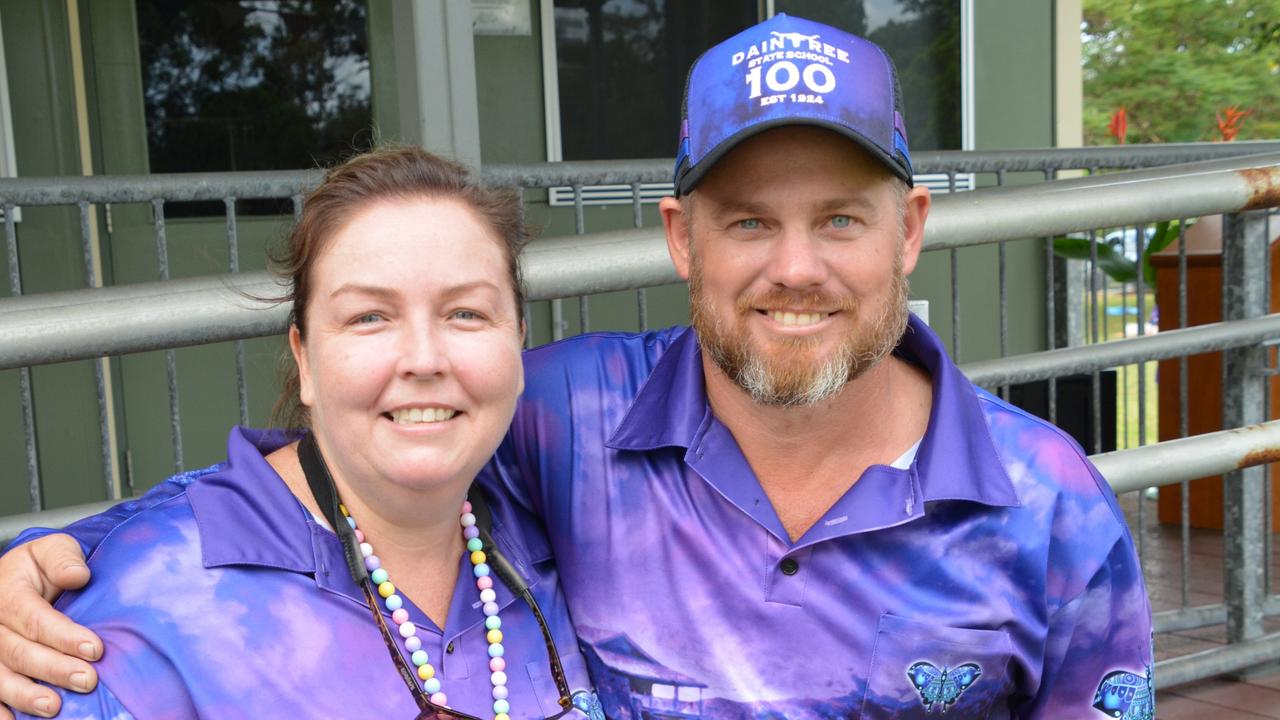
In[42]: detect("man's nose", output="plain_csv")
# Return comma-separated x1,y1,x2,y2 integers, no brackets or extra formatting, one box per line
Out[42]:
765,228,829,289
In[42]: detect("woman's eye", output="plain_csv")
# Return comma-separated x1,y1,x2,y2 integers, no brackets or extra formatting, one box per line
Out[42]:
737,218,761,230
831,215,853,228
452,309,482,321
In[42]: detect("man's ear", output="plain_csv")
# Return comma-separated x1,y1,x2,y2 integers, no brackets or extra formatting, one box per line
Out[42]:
659,196,693,281
289,325,314,408
900,185,931,276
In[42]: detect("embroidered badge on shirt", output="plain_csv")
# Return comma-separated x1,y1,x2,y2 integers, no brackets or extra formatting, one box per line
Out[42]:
1092,666,1154,719
907,661,982,712
572,690,606,720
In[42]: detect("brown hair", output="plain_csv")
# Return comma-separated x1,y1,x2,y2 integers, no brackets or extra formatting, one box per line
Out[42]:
271,146,529,429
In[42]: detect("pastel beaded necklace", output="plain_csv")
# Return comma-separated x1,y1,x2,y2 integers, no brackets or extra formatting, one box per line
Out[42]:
344,500,513,718
296,433,578,720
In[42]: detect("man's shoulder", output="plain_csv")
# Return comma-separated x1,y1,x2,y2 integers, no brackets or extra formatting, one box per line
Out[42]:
521,326,690,393
971,385,1131,539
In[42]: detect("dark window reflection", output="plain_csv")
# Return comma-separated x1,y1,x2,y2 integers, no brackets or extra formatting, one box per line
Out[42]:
554,0,758,161
136,0,373,215
757,0,960,150
554,1,960,161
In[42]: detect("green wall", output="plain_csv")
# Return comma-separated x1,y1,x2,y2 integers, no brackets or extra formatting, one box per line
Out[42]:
0,0,110,515
910,0,1055,363
1,0,1063,513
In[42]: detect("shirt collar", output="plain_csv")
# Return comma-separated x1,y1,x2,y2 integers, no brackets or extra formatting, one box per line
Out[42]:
187,426,315,572
606,316,1019,509
187,427,528,637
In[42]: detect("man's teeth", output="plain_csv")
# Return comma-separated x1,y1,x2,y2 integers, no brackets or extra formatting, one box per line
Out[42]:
391,408,457,424
770,311,827,327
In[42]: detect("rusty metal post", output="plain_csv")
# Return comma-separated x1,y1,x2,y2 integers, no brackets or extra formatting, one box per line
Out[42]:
1222,210,1269,644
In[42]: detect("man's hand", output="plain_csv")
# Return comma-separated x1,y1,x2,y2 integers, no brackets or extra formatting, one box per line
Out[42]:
0,534,101,719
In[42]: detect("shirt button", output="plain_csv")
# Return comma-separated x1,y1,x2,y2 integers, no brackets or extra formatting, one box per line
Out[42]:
446,642,455,654
780,558,799,575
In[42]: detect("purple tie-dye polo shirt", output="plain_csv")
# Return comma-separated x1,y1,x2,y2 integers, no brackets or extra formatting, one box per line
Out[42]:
482,315,1153,719
14,317,1152,719
13,427,598,720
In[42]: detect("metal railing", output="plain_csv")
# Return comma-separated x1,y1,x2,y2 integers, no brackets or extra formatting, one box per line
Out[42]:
4,142,1280,690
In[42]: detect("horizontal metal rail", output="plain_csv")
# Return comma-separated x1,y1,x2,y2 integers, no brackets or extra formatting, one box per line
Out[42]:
1155,630,1280,689
2,142,1279,205
961,314,1280,388
1155,597,1280,634
6,418,1278,545
3,154,1279,369
1092,420,1280,495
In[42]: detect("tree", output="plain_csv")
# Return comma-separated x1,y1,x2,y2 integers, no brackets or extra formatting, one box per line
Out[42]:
1082,0,1280,144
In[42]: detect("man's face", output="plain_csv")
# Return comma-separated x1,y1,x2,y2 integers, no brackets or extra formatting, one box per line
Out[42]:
678,126,919,407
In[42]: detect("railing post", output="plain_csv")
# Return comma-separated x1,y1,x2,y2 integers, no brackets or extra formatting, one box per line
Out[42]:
1221,210,1269,644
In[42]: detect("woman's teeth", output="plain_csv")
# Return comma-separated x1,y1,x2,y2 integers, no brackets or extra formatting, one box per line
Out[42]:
390,408,457,424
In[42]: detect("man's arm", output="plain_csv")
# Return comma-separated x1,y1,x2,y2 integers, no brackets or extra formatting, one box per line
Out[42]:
0,479,187,718
1016,535,1155,718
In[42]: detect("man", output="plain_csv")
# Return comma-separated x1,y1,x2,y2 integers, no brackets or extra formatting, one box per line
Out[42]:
0,14,1152,719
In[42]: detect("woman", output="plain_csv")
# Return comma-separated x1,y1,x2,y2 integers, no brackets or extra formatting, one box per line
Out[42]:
13,148,601,719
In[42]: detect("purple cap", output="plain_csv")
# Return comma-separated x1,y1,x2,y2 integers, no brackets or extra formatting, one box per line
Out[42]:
673,14,913,195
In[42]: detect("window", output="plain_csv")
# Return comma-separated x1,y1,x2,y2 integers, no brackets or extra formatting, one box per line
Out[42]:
136,0,373,215
542,0,969,203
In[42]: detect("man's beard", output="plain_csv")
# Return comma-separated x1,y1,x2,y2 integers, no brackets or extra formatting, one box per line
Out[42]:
690,248,910,408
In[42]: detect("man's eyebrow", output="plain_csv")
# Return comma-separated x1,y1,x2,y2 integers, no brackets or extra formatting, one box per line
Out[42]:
813,195,878,214
705,198,771,218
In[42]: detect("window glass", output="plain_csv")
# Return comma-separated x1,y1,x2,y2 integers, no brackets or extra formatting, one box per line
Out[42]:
553,0,758,161
136,0,373,214
552,1,961,162
774,0,961,150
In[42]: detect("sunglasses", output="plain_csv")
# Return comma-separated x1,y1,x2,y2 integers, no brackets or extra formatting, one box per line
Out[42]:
298,433,577,719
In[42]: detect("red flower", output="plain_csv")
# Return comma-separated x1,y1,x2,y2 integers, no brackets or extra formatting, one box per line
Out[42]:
1216,106,1251,142
1108,108,1128,144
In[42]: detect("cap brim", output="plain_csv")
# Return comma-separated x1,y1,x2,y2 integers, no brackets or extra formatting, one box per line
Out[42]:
675,118,913,196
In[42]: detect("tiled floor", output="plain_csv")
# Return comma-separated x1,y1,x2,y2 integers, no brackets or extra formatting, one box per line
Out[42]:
1120,493,1280,717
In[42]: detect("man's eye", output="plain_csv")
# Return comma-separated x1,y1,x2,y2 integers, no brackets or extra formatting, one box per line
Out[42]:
831,215,853,228
354,313,383,324
737,218,761,230
452,309,482,321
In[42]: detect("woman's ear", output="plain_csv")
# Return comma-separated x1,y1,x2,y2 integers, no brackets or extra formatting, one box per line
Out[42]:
289,325,314,408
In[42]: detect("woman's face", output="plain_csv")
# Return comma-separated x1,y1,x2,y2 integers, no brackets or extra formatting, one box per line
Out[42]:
291,197,524,497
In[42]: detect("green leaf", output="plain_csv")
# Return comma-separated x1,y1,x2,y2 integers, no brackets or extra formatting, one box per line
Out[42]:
1053,235,1138,283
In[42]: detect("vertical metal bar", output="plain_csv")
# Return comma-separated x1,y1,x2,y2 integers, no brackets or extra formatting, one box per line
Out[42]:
573,184,588,334
292,194,304,223
1089,228,1102,455
1043,169,1057,424
948,171,960,360
1222,210,1267,644
1133,223,1147,564
5,202,41,511
79,202,116,499
1178,220,1191,608
153,198,184,472
1267,210,1276,597
996,169,1008,401
631,182,648,332
224,198,249,426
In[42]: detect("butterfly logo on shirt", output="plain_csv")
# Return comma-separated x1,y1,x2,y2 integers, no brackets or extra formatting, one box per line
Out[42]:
1092,666,1154,720
571,690,606,720
907,661,982,712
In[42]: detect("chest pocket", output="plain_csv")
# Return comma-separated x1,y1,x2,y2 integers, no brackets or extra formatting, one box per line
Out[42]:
860,613,1012,719
527,652,600,718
